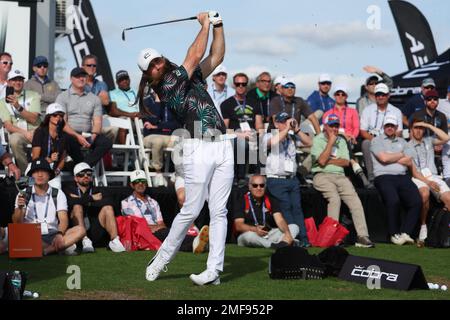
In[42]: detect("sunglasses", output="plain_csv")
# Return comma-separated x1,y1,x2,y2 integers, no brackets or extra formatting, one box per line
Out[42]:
36,64,48,69
251,183,265,189
76,171,93,178
375,93,388,97
426,97,439,102
84,64,97,68
283,85,296,89
234,82,248,87
133,179,148,184
1,61,13,66
51,113,64,118
424,86,435,90
335,92,347,97
320,82,332,86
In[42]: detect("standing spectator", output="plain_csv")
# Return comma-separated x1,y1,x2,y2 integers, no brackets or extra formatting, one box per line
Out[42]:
360,83,403,184
0,52,13,99
233,174,297,249
247,72,277,123
142,90,180,187
121,170,209,253
307,74,335,119
64,162,126,253
402,78,436,126
311,114,374,248
24,56,62,115
411,89,448,137
221,72,263,185
264,112,312,247
356,66,393,115
108,70,140,144
406,119,450,243
12,159,85,255
269,78,321,136
273,75,286,95
207,64,234,113
56,67,112,167
0,70,41,172
370,116,422,245
438,86,450,185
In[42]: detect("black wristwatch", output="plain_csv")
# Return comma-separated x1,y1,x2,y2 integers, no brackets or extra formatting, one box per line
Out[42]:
294,129,301,135
17,105,24,113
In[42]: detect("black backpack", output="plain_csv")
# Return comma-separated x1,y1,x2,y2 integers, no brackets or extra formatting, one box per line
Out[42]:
425,208,450,248
24,186,58,209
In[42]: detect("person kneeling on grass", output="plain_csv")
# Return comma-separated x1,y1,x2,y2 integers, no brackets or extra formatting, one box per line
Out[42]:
0,158,85,256
233,175,297,249
121,170,209,254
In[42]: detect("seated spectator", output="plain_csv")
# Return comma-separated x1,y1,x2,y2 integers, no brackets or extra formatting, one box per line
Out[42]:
0,142,20,179
142,90,180,187
438,86,450,185
311,114,374,248
24,56,62,115
246,72,277,123
234,174,297,249
0,69,41,172
7,159,84,255
356,66,393,115
411,89,448,137
307,74,335,120
207,65,235,112
56,67,112,167
370,116,422,246
269,78,321,136
108,70,140,144
0,52,13,99
406,119,450,243
121,170,209,253
221,72,263,185
264,112,312,247
402,78,436,127
360,83,403,184
64,162,125,253
31,103,68,186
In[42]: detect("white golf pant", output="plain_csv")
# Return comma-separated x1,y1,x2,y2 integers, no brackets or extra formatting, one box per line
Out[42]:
156,138,234,272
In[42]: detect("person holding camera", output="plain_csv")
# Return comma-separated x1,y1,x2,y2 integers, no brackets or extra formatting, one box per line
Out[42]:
360,83,403,184
233,174,297,249
264,112,312,247
0,143,20,179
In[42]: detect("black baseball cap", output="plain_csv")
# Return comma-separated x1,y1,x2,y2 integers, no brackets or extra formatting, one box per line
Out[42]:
27,158,55,180
71,67,88,78
116,70,129,81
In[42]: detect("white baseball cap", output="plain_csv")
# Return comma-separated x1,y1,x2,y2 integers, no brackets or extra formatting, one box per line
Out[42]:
130,170,147,183
274,75,286,86
333,85,348,95
137,48,162,72
7,69,25,81
384,115,398,126
375,83,390,94
212,65,227,76
46,103,65,115
73,162,93,176
319,73,332,83
280,78,296,87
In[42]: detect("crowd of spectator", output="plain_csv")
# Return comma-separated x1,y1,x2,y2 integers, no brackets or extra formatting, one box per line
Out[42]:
1,49,450,255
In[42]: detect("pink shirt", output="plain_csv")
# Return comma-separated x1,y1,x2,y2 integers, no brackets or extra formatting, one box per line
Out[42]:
121,194,163,226
323,105,360,139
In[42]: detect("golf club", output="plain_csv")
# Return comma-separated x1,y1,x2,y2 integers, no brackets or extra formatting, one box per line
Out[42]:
122,16,197,41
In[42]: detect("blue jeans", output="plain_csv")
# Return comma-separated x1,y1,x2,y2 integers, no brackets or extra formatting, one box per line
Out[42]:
267,177,309,243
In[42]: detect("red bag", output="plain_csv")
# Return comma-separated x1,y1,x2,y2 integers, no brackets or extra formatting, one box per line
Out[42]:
116,216,162,251
314,217,349,248
304,217,318,246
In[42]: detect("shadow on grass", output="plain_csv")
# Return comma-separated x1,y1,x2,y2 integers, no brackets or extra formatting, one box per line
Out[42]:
222,254,270,283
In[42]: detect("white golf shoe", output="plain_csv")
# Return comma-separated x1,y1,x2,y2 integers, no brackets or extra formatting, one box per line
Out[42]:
145,255,168,281
190,270,220,286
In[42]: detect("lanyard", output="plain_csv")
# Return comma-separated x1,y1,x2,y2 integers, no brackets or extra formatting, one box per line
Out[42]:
32,193,51,222
77,187,93,197
234,97,247,115
415,143,428,170
212,84,227,101
260,98,270,117
121,89,136,105
247,193,266,226
133,196,156,221
374,108,388,130
280,97,296,119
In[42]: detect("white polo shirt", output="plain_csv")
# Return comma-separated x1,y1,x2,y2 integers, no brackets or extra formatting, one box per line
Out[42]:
15,186,68,233
360,103,403,136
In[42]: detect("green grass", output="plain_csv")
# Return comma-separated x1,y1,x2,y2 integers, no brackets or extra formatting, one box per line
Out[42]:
1,244,449,300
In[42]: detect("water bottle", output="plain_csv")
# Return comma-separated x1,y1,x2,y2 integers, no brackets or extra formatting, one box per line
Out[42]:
10,271,22,300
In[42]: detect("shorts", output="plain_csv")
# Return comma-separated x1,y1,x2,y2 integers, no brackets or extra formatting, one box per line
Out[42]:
412,175,450,199
42,232,58,245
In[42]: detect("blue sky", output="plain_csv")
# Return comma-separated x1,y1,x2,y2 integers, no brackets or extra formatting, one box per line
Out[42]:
55,0,450,101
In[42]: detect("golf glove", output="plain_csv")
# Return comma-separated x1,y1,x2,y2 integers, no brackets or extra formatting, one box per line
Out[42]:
208,11,222,26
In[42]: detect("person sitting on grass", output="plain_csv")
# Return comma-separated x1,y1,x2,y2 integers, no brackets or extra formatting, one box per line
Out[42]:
121,170,209,254
2,158,85,256
233,174,297,249
64,162,126,253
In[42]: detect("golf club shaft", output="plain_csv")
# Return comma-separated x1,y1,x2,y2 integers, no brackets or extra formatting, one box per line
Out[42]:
122,16,197,40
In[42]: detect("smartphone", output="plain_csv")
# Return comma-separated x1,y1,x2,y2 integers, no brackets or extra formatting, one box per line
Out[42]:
5,86,14,97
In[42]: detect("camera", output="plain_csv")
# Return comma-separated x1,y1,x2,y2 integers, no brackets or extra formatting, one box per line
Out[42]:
5,86,14,97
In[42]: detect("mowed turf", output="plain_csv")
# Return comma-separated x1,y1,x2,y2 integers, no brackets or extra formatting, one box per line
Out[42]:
0,244,449,300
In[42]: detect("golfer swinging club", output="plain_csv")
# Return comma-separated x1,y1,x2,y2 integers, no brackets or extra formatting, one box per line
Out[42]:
138,11,234,285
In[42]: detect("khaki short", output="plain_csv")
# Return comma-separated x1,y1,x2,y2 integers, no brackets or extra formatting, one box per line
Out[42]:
412,175,450,199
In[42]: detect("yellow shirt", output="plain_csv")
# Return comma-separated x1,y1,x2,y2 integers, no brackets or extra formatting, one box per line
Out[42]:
0,90,41,131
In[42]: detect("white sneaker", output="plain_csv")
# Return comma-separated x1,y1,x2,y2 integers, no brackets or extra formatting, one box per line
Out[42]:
192,225,209,254
109,237,126,253
145,254,168,281
82,237,95,253
419,225,428,242
391,234,406,245
401,233,415,245
190,270,220,286
152,174,166,187
65,244,78,256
